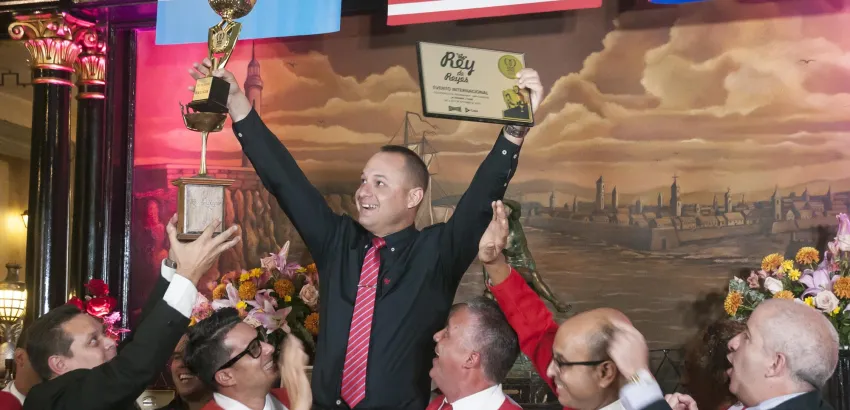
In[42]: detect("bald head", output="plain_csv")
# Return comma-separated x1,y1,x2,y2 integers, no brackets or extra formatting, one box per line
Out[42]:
758,299,838,388
555,308,630,359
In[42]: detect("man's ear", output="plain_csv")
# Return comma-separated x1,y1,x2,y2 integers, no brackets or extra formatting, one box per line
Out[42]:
766,352,787,379
47,355,67,378
216,369,237,388
13,348,26,369
463,351,481,370
596,361,618,388
407,187,424,209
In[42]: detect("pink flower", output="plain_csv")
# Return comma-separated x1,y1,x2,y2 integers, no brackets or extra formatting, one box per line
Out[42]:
757,269,769,279
261,241,290,273
299,284,319,309
192,294,213,322
249,306,292,334
837,214,850,252
746,271,761,289
212,283,240,310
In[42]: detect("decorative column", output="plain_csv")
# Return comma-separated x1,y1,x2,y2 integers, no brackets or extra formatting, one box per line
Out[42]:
8,13,94,324
69,29,106,299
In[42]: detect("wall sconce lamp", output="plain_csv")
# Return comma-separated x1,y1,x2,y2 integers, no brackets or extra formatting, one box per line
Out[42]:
0,263,26,387
20,211,27,229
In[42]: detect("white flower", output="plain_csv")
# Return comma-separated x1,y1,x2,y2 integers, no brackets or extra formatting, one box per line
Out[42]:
243,315,262,328
764,277,784,294
815,291,840,313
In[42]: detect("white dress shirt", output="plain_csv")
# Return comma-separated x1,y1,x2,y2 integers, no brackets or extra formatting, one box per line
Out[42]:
746,392,806,410
600,399,625,410
438,384,510,410
160,261,199,318
2,380,25,404
213,392,289,410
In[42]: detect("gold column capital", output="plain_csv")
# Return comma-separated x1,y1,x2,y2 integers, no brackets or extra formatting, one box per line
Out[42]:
74,28,107,98
8,13,96,82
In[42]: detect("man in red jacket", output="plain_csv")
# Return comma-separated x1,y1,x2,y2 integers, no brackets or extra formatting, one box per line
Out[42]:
480,201,629,410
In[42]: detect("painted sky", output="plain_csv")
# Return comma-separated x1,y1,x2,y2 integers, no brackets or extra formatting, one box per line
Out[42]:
133,0,850,204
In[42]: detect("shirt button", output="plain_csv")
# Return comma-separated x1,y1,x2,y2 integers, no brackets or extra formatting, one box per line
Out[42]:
391,247,395,252
504,183,508,187
237,132,243,138
501,149,507,155
365,244,368,249
513,154,518,159
336,400,341,406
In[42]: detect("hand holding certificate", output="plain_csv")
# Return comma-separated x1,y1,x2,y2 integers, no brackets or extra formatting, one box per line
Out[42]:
416,42,542,127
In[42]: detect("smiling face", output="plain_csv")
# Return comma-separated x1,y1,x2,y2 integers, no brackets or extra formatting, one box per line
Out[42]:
171,335,207,399
215,323,278,395
355,151,423,237
429,307,476,393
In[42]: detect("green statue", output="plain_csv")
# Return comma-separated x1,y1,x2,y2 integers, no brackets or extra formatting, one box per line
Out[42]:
484,199,570,313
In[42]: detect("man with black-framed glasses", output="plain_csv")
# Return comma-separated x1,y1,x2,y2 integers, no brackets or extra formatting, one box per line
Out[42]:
480,201,629,410
184,308,312,410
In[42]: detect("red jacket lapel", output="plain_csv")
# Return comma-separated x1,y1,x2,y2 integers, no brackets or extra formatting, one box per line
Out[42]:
197,388,289,410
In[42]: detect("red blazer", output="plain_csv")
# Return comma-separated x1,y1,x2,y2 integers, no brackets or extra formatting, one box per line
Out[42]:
199,388,290,410
489,268,571,410
0,391,22,410
425,393,522,410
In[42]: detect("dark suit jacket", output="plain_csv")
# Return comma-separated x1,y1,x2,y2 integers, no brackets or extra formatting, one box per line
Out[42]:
24,276,188,410
641,391,833,410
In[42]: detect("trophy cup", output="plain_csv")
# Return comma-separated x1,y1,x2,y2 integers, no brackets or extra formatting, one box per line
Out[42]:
172,0,257,241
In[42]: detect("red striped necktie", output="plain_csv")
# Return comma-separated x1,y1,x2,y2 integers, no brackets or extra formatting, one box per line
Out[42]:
340,236,386,408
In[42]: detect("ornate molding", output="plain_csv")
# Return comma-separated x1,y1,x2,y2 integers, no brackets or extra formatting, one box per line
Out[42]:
7,13,95,85
74,27,106,98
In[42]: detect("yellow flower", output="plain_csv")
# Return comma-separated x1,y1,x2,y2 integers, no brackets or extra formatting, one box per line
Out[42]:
189,317,197,327
212,283,227,300
274,279,295,297
832,306,841,316
236,301,248,310
787,269,801,281
285,295,292,302
249,268,263,278
795,247,820,265
774,290,794,300
296,267,307,273
305,312,320,336
834,277,850,299
238,281,258,300
239,272,251,283
805,296,815,307
725,291,743,316
781,260,794,273
761,253,784,272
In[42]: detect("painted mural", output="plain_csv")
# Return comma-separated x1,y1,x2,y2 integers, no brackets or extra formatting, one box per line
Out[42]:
131,0,850,347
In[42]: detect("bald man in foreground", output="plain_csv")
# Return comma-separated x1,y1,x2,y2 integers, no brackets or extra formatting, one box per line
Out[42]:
479,201,627,410
608,298,838,410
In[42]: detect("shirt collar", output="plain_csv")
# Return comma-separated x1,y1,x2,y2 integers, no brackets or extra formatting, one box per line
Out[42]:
2,381,25,404
213,392,288,410
447,384,506,410
599,400,624,410
748,392,807,410
353,224,418,250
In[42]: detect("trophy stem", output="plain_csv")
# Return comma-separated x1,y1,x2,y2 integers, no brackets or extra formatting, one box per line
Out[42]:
199,131,209,177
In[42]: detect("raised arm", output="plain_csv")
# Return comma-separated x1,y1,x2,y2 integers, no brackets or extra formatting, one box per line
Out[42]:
438,69,544,284
188,59,340,261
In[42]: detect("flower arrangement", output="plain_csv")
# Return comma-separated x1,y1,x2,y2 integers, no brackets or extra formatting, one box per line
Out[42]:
68,279,129,341
725,213,850,344
191,241,321,358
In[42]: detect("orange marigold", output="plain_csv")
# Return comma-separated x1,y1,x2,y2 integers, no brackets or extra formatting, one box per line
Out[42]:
274,279,295,297
306,263,318,275
834,277,850,299
238,281,257,300
761,253,784,272
725,291,743,316
305,312,320,336
774,290,794,300
212,283,227,300
795,247,820,265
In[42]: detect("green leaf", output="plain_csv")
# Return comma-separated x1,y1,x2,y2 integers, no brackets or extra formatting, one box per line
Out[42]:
729,278,747,293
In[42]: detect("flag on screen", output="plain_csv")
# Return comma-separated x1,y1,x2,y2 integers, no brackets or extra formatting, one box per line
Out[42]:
387,0,603,26
156,0,342,45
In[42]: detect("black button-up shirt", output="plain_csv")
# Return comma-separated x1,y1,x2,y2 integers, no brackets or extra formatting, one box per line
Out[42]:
234,109,520,409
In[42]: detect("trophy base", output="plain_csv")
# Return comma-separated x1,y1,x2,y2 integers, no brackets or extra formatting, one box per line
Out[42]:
189,76,230,114
171,175,234,241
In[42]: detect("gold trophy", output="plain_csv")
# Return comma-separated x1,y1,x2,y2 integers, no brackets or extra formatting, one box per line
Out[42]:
172,0,256,241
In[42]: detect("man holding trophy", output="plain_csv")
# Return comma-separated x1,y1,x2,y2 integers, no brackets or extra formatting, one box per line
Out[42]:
187,16,545,408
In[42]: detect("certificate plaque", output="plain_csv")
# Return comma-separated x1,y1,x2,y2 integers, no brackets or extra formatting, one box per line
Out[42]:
416,42,534,126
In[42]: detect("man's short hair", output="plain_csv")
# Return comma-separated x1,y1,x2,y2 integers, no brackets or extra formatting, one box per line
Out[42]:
454,297,520,384
379,145,429,192
759,299,839,389
184,308,242,390
26,304,83,380
587,324,614,362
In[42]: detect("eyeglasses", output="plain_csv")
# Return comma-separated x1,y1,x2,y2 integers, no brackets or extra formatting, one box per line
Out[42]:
217,330,267,372
552,357,610,371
